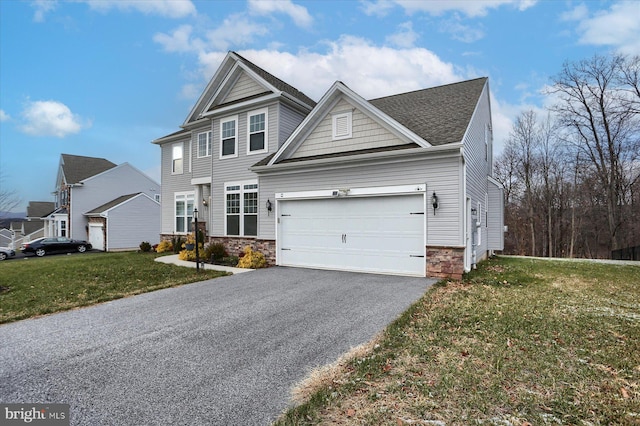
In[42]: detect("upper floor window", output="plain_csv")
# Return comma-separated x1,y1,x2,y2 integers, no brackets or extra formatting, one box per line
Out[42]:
247,109,267,154
220,117,238,158
332,111,352,140
172,143,183,174
197,131,212,158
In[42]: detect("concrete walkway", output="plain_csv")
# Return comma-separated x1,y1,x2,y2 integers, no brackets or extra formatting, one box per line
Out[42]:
154,254,253,274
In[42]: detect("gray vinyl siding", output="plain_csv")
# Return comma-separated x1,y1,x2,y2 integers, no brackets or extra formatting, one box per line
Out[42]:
223,71,266,104
106,195,161,250
257,155,462,245
159,139,194,234
279,104,307,147
462,82,492,257
487,178,504,251
290,98,407,159
191,125,213,179
69,164,160,241
210,103,279,237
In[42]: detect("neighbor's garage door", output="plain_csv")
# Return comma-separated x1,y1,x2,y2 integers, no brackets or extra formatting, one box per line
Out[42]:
88,224,105,251
278,194,425,276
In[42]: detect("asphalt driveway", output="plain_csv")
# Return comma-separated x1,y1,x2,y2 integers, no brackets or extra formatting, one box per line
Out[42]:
0,267,433,425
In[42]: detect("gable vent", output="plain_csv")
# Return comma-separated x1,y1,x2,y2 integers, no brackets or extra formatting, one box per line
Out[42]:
332,111,352,140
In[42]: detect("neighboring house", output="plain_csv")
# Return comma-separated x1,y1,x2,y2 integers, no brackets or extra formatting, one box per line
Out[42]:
0,228,13,248
7,201,54,248
42,154,161,251
153,51,504,278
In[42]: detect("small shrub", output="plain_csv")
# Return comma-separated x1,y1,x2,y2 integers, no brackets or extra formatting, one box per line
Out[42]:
156,240,173,253
178,243,205,261
139,241,152,252
204,242,227,262
171,236,184,254
236,246,267,269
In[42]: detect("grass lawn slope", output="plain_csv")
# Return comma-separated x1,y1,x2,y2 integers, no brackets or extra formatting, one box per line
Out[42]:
0,252,228,324
277,256,640,425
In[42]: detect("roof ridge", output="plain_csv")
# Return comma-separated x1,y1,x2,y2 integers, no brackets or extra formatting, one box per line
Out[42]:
368,77,487,102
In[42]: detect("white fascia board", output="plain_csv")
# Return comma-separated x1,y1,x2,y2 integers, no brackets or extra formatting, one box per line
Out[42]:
276,183,426,200
191,177,211,185
488,175,504,189
459,79,488,146
255,143,463,175
200,93,280,118
152,130,191,145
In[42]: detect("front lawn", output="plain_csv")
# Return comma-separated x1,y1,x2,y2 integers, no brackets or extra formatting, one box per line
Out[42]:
0,252,228,324
277,257,640,425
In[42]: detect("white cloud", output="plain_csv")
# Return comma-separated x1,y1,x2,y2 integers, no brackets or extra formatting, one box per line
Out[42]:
0,110,10,122
80,0,196,18
440,17,485,42
248,0,313,29
385,21,419,48
573,1,640,55
560,4,589,22
364,0,537,17
20,100,89,138
206,14,269,51
360,0,395,17
31,0,58,22
153,25,204,53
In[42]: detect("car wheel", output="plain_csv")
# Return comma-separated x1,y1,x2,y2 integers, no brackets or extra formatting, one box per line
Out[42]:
35,248,46,257
77,245,87,253
0,253,6,261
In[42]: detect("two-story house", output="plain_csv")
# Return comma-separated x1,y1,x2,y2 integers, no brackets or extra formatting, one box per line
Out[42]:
154,51,504,278
43,153,161,251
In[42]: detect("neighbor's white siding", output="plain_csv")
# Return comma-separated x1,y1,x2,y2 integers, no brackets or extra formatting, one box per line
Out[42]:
106,195,161,250
487,177,504,251
290,98,408,159
70,164,160,241
258,154,462,246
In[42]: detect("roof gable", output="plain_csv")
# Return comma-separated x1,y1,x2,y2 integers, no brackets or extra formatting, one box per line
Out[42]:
183,51,315,126
26,201,55,218
85,192,154,215
60,154,117,185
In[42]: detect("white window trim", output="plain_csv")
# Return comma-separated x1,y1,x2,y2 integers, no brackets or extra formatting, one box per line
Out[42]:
219,115,238,159
197,131,212,158
171,142,184,175
224,180,258,237
332,111,352,141
246,108,268,155
174,191,195,234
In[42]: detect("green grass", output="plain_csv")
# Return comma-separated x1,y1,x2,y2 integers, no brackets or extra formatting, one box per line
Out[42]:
276,257,640,425
0,252,228,324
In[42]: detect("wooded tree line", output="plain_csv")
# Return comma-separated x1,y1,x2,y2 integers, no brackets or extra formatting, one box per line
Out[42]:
495,54,639,258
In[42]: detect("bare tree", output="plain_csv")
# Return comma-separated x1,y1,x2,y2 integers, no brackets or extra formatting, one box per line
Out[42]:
0,172,21,217
548,54,640,253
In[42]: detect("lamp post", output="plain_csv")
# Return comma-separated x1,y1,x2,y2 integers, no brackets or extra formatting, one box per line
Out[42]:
194,208,200,272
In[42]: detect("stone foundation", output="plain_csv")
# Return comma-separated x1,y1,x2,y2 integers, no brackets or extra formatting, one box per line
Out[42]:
426,246,465,280
207,237,276,265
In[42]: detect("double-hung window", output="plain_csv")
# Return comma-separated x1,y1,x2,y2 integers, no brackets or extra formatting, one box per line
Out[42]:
225,182,258,236
197,131,212,158
172,143,183,174
175,192,194,233
220,117,237,158
247,109,267,154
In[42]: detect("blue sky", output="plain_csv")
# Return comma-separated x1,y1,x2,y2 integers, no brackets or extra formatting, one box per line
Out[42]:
1,0,639,214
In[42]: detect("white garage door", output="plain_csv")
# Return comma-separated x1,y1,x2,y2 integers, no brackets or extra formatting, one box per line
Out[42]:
88,224,105,251
278,194,425,276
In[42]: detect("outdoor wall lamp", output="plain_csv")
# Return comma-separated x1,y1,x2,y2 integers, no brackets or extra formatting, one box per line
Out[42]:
431,192,439,215
266,199,272,215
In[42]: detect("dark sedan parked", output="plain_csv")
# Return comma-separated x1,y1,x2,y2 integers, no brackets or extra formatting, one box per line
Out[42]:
21,237,92,257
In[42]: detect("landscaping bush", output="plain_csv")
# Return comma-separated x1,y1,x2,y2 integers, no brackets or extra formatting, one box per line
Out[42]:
178,233,204,261
139,241,152,252
155,240,173,253
236,246,267,269
204,242,227,262
171,236,184,254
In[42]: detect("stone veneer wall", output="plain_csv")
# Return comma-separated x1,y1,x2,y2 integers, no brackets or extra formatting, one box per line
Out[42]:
426,246,465,280
208,237,276,265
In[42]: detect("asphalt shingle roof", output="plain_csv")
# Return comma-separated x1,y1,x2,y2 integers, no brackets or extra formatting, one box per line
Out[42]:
369,77,487,146
233,52,317,108
61,154,117,184
26,201,55,218
85,193,141,215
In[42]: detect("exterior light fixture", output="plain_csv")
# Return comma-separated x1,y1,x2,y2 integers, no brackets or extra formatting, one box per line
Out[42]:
266,199,272,214
431,192,439,215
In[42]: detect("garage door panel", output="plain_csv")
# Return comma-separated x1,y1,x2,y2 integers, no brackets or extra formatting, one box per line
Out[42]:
278,194,426,276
